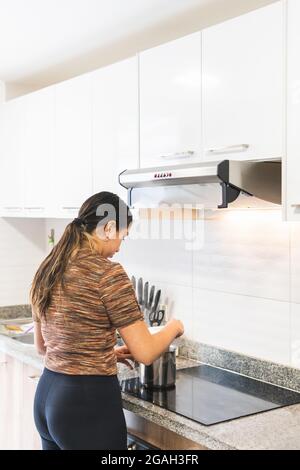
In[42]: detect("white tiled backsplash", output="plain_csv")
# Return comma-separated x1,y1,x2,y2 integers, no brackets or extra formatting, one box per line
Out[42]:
1,210,298,368
0,218,46,306
43,209,300,369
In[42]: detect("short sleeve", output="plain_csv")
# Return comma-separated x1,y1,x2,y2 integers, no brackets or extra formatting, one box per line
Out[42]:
99,262,144,329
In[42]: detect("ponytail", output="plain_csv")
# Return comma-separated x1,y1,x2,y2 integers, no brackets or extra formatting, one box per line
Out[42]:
30,222,82,318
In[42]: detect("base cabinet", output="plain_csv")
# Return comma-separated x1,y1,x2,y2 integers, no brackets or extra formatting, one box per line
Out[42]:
0,353,41,450
21,364,42,450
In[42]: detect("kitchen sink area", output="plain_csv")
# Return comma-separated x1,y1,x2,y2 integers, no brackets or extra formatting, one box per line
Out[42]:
0,315,34,346
11,332,34,345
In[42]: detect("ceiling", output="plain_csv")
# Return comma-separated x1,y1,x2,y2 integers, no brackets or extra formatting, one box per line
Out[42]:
0,0,277,90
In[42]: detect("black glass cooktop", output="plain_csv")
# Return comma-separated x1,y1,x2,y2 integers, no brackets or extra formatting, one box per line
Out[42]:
121,365,300,426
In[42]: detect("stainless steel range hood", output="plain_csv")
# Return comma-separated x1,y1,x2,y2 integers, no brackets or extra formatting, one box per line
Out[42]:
119,159,281,209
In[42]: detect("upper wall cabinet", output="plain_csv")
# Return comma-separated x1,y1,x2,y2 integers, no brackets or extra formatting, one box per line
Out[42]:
92,57,139,203
139,32,202,168
23,87,55,217
53,73,93,218
202,2,284,161
286,0,300,222
0,97,26,216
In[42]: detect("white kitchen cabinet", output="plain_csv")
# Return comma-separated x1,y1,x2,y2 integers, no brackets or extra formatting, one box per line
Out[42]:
20,364,41,450
92,57,139,203
139,32,202,168
54,73,93,218
286,0,300,222
0,97,26,217
0,354,23,449
202,1,284,161
0,352,7,448
0,353,41,450
23,87,55,218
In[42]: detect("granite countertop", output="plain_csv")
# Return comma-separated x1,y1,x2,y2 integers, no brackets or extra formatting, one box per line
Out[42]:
1,306,300,450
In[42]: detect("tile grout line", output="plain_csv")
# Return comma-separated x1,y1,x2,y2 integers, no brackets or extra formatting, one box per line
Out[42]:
155,281,293,305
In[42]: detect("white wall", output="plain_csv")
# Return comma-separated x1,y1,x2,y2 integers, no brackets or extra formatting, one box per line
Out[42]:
0,218,46,306
45,209,300,369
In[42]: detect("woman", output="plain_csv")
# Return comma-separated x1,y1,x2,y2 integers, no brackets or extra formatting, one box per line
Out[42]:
31,191,184,450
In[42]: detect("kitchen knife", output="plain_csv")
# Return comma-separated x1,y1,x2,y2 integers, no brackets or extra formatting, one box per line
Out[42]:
151,289,161,315
148,285,155,310
131,275,136,291
137,278,143,305
143,282,149,311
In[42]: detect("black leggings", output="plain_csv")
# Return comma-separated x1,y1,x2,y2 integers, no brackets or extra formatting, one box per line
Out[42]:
34,368,127,450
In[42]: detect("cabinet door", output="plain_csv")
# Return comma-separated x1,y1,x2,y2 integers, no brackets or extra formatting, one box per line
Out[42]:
23,87,55,217
202,1,284,161
92,57,139,202
286,0,300,221
21,364,41,450
0,354,23,449
0,98,26,216
139,32,202,168
0,355,41,450
0,352,8,449
54,74,93,218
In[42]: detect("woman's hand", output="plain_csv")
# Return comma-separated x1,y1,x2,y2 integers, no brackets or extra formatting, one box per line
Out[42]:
114,345,135,369
166,318,184,338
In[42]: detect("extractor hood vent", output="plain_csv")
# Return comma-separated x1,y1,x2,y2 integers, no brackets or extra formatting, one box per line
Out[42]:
119,159,281,209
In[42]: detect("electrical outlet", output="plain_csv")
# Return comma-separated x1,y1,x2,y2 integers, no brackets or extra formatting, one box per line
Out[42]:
48,229,55,248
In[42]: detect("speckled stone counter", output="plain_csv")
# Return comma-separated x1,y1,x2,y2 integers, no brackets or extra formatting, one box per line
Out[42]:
1,306,300,450
0,304,32,319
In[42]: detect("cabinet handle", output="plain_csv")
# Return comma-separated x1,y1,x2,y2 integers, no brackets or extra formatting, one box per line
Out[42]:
160,151,195,160
3,206,23,210
28,375,40,383
205,144,250,155
24,207,44,210
0,361,7,365
291,204,300,207
62,207,80,210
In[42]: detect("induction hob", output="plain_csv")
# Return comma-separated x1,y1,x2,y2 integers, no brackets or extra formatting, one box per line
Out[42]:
121,364,300,426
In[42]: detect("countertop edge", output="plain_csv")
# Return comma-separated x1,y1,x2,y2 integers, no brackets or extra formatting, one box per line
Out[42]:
0,334,44,371
121,393,236,450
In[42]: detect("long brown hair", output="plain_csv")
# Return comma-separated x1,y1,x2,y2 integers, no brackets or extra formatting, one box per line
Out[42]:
30,191,132,319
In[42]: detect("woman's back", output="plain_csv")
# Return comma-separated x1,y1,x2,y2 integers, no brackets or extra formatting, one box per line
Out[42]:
36,245,143,376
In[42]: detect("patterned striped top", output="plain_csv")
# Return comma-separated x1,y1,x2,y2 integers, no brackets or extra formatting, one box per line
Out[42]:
33,246,143,375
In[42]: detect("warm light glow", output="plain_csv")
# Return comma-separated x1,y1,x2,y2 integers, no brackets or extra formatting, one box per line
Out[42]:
221,209,282,223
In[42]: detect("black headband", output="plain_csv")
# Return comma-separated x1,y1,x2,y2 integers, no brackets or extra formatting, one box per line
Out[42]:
73,217,86,228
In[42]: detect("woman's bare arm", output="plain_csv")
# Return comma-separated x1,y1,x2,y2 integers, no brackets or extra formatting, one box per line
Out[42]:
32,305,47,356
33,321,47,356
119,319,184,366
